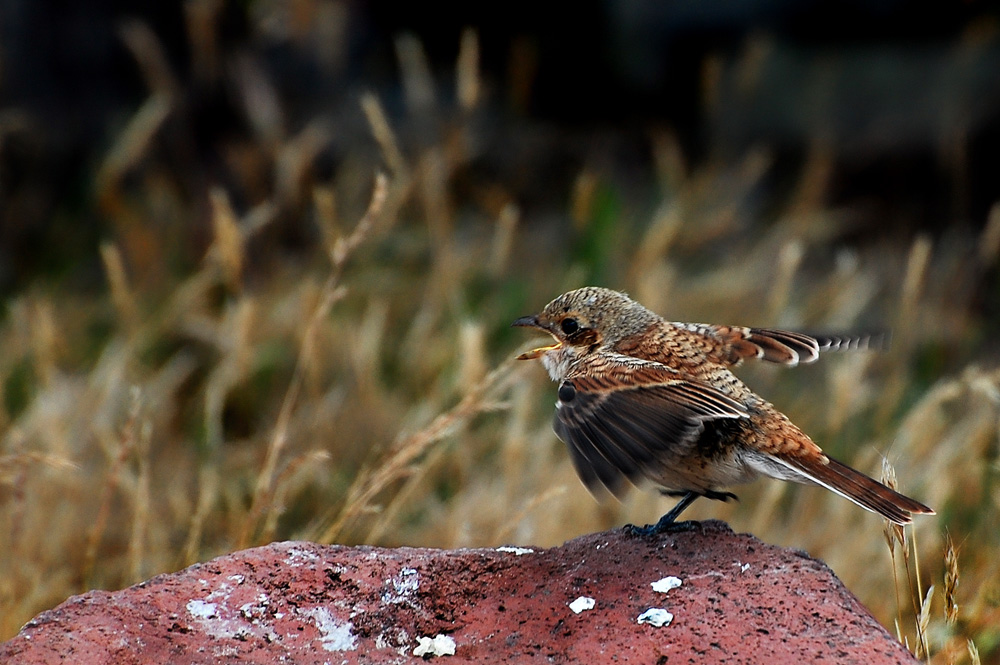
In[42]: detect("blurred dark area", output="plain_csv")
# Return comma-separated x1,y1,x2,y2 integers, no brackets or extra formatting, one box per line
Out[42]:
1,0,1000,296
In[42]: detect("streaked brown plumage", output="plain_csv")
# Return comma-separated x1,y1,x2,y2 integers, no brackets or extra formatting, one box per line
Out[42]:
513,286,933,532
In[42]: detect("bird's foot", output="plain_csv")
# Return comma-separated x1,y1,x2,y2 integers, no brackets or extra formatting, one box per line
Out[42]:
624,520,699,537
703,490,739,503
624,489,727,536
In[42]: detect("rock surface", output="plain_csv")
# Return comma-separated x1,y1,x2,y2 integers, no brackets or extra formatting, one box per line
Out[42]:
1,520,916,664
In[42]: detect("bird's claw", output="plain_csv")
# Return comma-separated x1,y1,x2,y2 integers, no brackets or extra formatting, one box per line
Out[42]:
624,520,699,537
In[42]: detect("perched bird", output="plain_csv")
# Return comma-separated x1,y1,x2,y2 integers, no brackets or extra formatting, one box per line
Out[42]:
513,286,933,533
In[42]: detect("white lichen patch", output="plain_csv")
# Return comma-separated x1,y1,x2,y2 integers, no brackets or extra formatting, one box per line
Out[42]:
383,567,420,604
301,607,357,652
394,568,420,594
186,593,280,644
495,546,535,556
239,594,271,620
374,627,410,652
413,634,456,657
650,576,682,593
284,546,319,567
204,577,242,603
186,599,218,619
637,608,674,627
568,596,596,614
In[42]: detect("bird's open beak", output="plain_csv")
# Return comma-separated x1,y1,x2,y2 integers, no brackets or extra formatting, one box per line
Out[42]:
512,315,562,360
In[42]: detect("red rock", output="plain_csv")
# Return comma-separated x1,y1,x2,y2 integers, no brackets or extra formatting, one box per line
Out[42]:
1,520,916,664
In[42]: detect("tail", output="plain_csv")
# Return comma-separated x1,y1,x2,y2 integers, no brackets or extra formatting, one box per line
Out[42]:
777,455,934,525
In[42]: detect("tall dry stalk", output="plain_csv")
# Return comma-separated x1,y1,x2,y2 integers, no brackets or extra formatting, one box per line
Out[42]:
315,358,523,544
238,172,389,548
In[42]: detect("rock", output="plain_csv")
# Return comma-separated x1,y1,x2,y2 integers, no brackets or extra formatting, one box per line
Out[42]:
0,520,916,664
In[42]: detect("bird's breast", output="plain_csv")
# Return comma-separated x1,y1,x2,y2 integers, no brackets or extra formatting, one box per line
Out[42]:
540,347,576,382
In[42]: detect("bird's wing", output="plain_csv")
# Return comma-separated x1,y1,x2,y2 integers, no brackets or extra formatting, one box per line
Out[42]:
554,354,748,498
710,326,889,367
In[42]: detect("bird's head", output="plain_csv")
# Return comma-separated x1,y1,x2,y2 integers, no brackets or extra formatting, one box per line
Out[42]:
512,287,658,376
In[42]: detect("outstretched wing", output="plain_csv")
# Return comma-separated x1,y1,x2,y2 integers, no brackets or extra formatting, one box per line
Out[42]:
713,327,889,367
553,354,748,498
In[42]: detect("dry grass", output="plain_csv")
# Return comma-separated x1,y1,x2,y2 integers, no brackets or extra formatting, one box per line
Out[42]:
2,15,999,664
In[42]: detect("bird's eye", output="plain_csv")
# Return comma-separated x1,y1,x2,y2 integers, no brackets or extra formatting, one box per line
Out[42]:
560,318,579,335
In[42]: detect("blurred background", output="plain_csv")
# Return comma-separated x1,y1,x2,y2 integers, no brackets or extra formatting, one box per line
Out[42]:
1,1,999,660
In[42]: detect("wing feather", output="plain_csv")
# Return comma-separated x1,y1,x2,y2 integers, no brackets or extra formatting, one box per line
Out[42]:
711,326,889,367
553,355,748,497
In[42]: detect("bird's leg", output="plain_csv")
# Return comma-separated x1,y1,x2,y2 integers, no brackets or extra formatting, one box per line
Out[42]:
625,491,700,536
625,490,739,536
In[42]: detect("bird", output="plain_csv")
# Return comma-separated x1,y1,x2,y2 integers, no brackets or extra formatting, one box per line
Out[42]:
512,286,933,534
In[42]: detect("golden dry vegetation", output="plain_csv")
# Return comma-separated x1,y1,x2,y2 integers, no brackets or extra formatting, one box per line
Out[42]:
1,15,999,665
